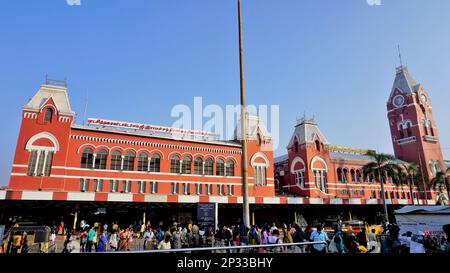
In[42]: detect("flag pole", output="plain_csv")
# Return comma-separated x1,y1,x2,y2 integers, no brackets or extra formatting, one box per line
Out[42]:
238,0,250,229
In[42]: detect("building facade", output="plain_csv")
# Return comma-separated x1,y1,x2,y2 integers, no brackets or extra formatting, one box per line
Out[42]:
7,82,275,204
274,66,449,205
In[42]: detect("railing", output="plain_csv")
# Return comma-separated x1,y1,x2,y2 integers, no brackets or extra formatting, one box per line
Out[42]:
108,241,328,254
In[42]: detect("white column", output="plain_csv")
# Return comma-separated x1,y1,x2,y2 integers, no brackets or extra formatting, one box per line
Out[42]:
202,161,205,175
92,154,97,169
147,157,151,172
41,150,49,175
120,155,124,170
34,150,41,176
179,160,183,174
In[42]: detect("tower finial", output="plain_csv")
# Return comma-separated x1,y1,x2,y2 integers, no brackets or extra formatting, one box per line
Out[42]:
398,44,403,67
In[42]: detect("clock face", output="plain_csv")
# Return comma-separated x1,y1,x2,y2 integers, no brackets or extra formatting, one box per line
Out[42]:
420,94,427,104
393,95,404,107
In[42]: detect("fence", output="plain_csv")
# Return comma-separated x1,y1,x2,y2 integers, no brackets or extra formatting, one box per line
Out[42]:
111,241,328,254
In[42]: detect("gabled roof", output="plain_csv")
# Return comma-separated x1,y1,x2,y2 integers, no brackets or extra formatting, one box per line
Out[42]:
274,154,288,164
23,84,75,116
234,114,271,141
287,118,329,149
391,66,420,95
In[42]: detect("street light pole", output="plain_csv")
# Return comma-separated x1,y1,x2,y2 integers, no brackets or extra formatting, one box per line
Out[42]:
238,0,250,229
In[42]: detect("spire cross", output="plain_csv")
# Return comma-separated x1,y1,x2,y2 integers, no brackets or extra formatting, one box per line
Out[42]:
398,45,403,67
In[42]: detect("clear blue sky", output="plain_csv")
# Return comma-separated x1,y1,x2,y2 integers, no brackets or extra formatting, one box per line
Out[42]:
1,0,449,185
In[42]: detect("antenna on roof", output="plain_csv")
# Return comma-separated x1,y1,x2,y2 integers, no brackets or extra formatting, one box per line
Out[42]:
83,89,89,126
398,44,403,67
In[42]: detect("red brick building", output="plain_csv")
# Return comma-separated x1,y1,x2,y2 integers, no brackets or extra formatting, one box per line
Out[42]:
274,66,448,205
7,81,275,203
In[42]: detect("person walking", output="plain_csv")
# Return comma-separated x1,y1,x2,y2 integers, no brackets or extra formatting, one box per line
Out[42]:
109,230,118,251
143,227,155,250
86,227,96,252
309,224,329,254
172,226,182,249
267,229,282,253
158,234,172,250
79,230,88,253
97,230,108,252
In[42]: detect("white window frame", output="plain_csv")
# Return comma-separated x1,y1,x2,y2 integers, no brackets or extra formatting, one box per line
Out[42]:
294,170,305,188
80,178,89,192
94,179,103,192
110,180,119,193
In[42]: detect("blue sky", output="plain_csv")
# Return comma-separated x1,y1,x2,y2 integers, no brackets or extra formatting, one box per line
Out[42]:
0,0,449,185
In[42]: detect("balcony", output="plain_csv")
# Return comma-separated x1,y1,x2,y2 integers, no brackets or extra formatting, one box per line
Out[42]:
397,136,416,145
423,135,438,143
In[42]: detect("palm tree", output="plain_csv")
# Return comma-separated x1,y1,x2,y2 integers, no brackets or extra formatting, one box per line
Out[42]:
399,162,419,206
363,151,399,225
431,170,450,204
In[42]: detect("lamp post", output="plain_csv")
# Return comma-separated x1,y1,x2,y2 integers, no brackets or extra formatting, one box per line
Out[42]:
237,0,250,229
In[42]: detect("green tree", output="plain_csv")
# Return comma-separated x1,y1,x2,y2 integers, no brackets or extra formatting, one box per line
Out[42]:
398,162,419,206
363,151,400,224
431,169,450,204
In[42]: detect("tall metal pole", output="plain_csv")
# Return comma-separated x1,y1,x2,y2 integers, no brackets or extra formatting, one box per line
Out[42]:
238,0,250,229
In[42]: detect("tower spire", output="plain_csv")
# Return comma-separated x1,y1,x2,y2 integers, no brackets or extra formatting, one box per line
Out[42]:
398,45,403,67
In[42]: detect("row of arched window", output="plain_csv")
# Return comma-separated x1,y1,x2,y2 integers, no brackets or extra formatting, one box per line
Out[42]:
80,148,235,176
336,168,374,183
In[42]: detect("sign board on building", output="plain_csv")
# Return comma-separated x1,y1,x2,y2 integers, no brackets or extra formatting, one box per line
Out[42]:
87,118,219,141
197,203,216,229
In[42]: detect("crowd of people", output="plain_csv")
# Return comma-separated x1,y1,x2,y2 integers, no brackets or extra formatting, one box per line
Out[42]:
2,219,450,254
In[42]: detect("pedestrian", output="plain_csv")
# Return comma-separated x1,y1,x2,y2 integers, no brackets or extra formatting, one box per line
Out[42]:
49,230,57,253
292,225,305,253
309,224,329,253
86,227,96,252
158,234,172,250
143,227,155,250
172,226,183,249
357,228,368,248
79,230,88,253
109,230,118,251
97,230,108,252
267,229,282,253
368,229,377,252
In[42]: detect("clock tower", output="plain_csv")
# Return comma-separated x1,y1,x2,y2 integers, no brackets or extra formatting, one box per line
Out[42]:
387,65,445,180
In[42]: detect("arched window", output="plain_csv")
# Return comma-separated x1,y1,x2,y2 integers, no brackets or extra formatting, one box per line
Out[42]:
204,158,214,175
170,156,181,174
406,123,412,137
337,168,343,182
399,124,405,139
343,169,348,183
254,165,267,186
122,152,135,171
95,149,108,169
80,148,94,169
27,150,54,177
137,153,149,172
149,154,160,172
429,121,435,136
294,140,299,153
216,159,225,176
194,157,203,175
424,122,428,135
110,151,122,170
350,169,356,182
226,160,235,176
182,157,192,174
44,108,53,123
356,170,362,182
315,140,321,151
